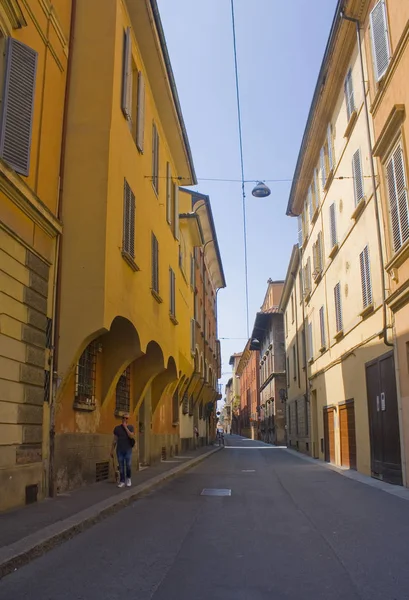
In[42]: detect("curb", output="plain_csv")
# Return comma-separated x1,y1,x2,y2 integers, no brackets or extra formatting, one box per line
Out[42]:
0,446,222,580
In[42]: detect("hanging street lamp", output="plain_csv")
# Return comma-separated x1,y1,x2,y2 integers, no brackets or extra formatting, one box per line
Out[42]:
251,181,271,198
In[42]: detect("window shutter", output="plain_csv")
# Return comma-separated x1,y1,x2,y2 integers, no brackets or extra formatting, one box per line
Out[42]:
292,345,297,379
0,39,38,176
152,123,159,193
386,142,409,252
166,162,172,224
151,234,159,293
370,0,390,82
123,180,135,258
360,245,372,308
308,321,313,361
173,183,180,240
308,187,313,220
297,215,303,247
136,71,145,152
320,146,327,188
299,270,303,300
352,149,364,206
330,203,337,248
334,282,343,333
317,231,322,271
169,268,176,317
312,240,317,273
344,68,355,121
305,257,311,295
327,124,334,171
314,168,320,208
121,28,132,120
319,305,326,349
190,318,195,354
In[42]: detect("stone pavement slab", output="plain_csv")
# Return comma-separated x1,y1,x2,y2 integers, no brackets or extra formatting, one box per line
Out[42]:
0,444,221,579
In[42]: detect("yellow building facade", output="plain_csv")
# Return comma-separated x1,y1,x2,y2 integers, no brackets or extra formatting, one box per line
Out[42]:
0,0,71,511
52,0,224,493
283,0,403,484
365,0,409,485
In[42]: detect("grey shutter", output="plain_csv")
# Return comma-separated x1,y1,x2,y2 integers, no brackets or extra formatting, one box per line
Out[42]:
317,231,323,271
152,234,159,292
190,318,195,354
123,180,130,254
330,203,337,247
121,28,132,120
327,124,334,171
169,268,175,316
129,186,135,258
152,123,159,193
320,146,326,188
136,71,145,151
352,149,364,206
314,168,320,207
166,162,172,224
370,1,390,82
344,68,355,121
173,183,180,240
334,282,343,333
319,306,326,348
308,321,313,361
360,245,372,308
297,215,303,247
123,180,135,257
386,143,409,252
0,38,37,176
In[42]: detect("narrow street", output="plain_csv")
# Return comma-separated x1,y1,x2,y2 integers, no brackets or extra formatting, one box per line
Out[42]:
1,436,409,600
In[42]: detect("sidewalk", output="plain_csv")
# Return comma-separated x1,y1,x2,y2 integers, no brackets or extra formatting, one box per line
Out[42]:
0,444,221,579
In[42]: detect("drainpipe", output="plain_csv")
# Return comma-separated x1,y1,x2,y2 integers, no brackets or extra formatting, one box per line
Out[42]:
298,247,310,404
340,11,393,347
49,0,77,498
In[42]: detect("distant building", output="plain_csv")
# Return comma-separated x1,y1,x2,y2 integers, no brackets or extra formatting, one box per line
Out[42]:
236,342,260,440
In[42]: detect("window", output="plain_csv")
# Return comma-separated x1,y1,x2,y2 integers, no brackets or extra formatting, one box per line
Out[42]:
320,124,335,188
307,320,313,362
173,183,180,240
190,254,195,288
122,28,132,120
291,294,294,323
285,310,288,337
386,141,409,253
304,257,312,296
75,342,97,406
136,71,145,152
308,186,314,221
122,28,145,150
292,345,297,380
286,356,290,387
151,233,159,293
313,169,320,209
169,267,176,319
172,386,179,424
0,38,37,176
344,68,355,121
313,232,323,278
166,162,172,224
152,122,159,193
190,318,195,354
299,270,303,301
115,366,131,413
370,0,390,82
352,149,364,206
329,203,337,248
301,328,306,367
297,215,303,247
123,180,135,258
359,245,373,309
334,282,343,333
319,305,326,349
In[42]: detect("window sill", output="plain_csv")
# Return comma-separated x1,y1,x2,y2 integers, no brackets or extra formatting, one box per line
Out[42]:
385,238,409,272
344,110,357,139
351,197,366,221
304,291,311,303
329,243,339,260
319,345,326,353
360,304,374,319
170,314,179,325
324,169,334,192
122,251,140,272
308,358,314,365
115,409,130,418
151,289,163,303
313,270,322,284
172,421,179,428
334,330,344,341
73,401,96,412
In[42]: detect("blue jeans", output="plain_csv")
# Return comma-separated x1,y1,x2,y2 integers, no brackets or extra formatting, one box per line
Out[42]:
117,449,132,482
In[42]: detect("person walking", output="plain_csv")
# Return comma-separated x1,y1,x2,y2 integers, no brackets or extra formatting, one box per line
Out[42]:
111,413,135,488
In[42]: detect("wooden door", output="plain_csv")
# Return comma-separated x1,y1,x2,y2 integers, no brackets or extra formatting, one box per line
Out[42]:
323,407,335,463
366,352,402,485
339,401,357,469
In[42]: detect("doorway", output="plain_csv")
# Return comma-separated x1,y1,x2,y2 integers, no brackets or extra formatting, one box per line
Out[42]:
339,400,357,469
323,407,335,463
365,351,402,485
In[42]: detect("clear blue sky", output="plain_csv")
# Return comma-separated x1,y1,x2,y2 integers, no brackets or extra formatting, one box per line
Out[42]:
157,0,337,397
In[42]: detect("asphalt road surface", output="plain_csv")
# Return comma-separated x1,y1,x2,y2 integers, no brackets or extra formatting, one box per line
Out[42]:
1,435,409,600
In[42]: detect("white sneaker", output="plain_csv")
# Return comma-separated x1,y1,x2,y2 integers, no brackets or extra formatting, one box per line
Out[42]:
117,482,125,488
126,478,132,487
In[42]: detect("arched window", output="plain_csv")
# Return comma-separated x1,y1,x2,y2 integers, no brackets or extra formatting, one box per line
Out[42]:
115,365,131,413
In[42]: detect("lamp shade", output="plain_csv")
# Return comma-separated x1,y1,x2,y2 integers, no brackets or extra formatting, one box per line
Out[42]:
251,181,271,198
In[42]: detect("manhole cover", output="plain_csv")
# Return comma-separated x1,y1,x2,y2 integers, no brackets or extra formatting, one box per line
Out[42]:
201,488,231,496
